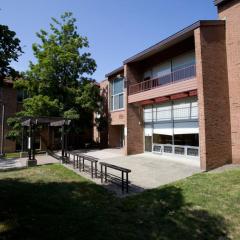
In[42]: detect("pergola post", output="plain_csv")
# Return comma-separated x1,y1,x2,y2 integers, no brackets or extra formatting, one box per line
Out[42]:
27,121,37,167
21,117,71,166
32,123,36,161
64,127,68,157
61,124,65,163
28,123,32,160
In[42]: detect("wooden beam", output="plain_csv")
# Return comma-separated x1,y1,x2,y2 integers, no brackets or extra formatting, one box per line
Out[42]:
154,96,170,103
170,92,189,100
189,90,198,96
139,99,155,105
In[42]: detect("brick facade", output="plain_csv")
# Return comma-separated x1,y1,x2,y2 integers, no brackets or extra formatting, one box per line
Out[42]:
102,0,240,171
194,24,232,170
0,84,18,153
218,0,240,164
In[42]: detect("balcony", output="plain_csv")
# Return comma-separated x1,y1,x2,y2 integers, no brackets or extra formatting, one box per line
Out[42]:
129,65,196,95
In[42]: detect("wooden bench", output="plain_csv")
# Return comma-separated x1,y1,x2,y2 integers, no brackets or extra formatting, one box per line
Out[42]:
99,162,131,193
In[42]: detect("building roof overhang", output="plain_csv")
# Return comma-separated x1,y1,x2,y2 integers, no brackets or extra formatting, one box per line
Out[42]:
105,66,124,78
214,0,233,6
21,117,71,127
123,20,225,64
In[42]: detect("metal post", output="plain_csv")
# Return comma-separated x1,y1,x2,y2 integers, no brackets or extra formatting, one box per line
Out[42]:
83,157,85,171
27,122,37,167
100,164,103,183
32,124,35,160
95,162,97,178
28,124,32,160
105,166,107,182
91,161,93,178
0,103,5,156
121,171,124,193
21,127,24,152
126,172,129,193
64,126,68,157
61,125,64,161
171,100,175,153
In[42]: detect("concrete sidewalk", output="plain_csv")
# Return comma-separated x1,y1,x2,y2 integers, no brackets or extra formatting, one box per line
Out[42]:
0,154,59,170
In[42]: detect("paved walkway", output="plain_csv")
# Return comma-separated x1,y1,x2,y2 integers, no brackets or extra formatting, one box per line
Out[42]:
0,149,201,195
65,149,201,194
0,154,59,170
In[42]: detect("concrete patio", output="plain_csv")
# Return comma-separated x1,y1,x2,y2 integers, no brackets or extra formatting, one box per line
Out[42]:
0,148,201,194
66,148,201,192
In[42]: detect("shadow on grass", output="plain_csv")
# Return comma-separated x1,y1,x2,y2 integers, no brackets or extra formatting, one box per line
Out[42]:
0,178,230,240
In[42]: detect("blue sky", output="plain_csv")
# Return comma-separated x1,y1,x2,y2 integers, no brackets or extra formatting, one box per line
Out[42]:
0,0,217,82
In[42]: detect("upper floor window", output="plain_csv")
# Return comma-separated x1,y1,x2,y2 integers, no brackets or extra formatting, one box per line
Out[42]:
143,51,196,81
17,90,28,103
110,77,124,111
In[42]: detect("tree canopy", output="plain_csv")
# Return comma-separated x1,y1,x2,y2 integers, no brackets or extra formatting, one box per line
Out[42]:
0,24,23,81
8,12,103,140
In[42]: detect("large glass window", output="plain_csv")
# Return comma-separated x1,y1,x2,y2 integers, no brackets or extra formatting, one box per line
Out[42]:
144,97,198,123
111,77,124,111
143,97,199,156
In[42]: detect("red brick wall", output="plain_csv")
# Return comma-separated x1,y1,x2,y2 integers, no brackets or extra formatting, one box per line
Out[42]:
108,125,122,148
0,85,17,153
110,110,125,125
125,64,144,155
194,24,232,170
218,0,240,164
93,79,109,147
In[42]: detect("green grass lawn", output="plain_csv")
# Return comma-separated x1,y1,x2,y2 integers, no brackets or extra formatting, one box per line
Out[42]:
0,164,239,240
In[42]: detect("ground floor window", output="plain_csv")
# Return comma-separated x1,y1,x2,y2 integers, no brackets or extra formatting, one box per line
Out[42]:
143,97,199,158
153,134,172,145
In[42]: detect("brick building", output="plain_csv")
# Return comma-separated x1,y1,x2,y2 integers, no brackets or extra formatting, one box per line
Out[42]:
96,0,240,171
0,78,95,154
0,79,21,153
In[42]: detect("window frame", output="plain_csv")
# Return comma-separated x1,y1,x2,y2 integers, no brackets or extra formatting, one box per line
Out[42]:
110,77,124,112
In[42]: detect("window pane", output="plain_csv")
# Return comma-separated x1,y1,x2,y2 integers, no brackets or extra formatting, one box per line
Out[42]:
144,107,152,122
174,134,199,146
111,96,114,110
114,95,119,110
173,99,190,120
119,94,124,109
156,103,172,121
153,134,172,144
172,51,196,71
113,78,124,94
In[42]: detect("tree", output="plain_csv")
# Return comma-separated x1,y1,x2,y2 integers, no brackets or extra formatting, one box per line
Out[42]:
8,12,102,141
0,25,23,81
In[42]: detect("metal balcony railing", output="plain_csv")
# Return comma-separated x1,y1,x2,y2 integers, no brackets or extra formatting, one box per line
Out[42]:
129,64,196,95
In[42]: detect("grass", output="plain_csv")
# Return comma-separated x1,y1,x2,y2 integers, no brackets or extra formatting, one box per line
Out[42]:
0,164,239,240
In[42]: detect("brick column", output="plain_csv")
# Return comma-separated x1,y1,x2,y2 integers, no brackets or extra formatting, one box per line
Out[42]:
194,24,232,170
124,64,144,155
218,0,240,164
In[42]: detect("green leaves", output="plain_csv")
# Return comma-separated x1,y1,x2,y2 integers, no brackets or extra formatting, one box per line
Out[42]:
22,95,62,117
0,24,23,79
8,12,101,141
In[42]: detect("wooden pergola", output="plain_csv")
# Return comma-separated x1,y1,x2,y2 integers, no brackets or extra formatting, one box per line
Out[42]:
21,117,71,166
